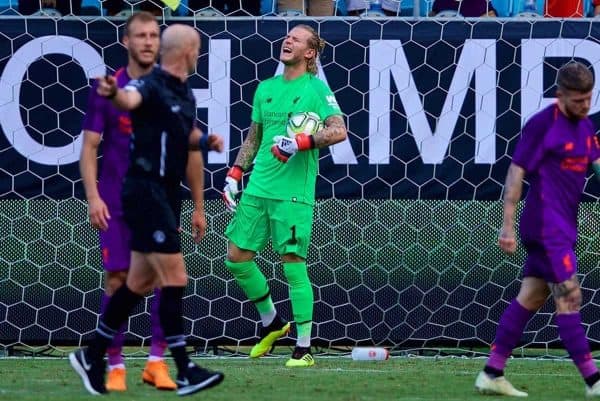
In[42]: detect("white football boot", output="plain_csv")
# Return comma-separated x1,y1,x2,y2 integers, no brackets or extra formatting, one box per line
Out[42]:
475,371,528,397
586,380,600,397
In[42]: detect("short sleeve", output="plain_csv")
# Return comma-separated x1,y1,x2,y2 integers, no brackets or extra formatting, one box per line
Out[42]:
313,80,342,121
583,118,600,162
512,112,550,173
251,83,263,125
81,80,106,134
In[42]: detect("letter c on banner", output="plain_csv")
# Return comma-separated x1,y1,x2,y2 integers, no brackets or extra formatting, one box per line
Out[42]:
0,35,106,165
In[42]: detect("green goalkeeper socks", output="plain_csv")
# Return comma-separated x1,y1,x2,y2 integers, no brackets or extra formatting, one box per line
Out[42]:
225,260,275,317
283,262,313,345
226,259,314,344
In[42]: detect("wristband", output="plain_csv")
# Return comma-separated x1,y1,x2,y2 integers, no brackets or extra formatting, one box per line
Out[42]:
295,133,316,151
199,133,209,151
227,165,244,181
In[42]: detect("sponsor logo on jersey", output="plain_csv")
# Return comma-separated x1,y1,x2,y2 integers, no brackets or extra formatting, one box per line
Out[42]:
326,95,339,109
560,156,588,172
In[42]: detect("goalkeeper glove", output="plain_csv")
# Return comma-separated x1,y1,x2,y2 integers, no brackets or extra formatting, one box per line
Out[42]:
223,165,243,212
271,133,315,163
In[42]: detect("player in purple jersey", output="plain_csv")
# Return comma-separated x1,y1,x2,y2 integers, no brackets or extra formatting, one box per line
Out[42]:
475,62,600,397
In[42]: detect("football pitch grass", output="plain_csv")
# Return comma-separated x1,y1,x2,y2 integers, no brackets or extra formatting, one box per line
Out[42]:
0,354,592,401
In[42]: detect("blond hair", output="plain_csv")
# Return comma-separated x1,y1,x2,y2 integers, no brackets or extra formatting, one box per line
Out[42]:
123,11,157,37
295,24,325,75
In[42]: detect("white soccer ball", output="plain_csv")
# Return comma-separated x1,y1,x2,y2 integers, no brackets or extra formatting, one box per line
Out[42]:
286,111,322,138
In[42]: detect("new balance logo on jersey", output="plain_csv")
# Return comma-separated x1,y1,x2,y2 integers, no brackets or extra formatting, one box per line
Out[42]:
266,98,272,103
293,96,300,104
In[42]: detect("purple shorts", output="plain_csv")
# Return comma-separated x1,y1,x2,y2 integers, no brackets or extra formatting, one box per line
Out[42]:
522,242,577,284
99,214,131,272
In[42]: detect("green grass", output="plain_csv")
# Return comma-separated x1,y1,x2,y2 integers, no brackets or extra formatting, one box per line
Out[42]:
0,356,590,401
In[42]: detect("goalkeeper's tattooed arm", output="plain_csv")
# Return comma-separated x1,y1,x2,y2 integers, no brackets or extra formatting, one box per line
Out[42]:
313,115,347,148
233,122,263,170
498,163,525,254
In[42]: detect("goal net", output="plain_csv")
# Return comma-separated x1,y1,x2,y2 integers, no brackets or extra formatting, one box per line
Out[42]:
1,16,599,355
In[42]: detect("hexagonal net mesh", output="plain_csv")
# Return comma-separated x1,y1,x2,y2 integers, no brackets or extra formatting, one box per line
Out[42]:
1,17,600,355
2,196,600,352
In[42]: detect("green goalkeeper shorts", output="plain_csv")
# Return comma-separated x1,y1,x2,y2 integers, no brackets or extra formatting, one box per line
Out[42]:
225,193,314,258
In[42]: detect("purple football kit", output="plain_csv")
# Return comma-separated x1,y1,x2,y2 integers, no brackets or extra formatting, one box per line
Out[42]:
82,67,133,271
512,104,600,283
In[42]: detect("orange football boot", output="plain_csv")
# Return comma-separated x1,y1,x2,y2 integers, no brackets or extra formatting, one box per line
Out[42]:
106,367,127,392
142,360,176,391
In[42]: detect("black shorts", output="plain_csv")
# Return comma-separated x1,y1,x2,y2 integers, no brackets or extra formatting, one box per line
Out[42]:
121,177,181,254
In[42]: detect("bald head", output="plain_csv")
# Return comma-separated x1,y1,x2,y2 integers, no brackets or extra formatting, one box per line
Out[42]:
161,24,200,58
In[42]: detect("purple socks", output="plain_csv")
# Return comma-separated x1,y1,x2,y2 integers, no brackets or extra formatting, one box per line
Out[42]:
556,313,598,379
486,299,534,372
149,288,167,358
486,300,599,383
102,293,126,366
103,287,168,366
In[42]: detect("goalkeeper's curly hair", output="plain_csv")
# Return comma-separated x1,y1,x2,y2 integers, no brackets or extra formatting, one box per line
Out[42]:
296,24,325,75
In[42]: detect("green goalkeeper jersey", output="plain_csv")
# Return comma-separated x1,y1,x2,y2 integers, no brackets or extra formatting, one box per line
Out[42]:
245,72,342,205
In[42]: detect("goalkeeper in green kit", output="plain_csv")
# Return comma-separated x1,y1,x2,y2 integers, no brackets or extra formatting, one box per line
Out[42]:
222,24,347,367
